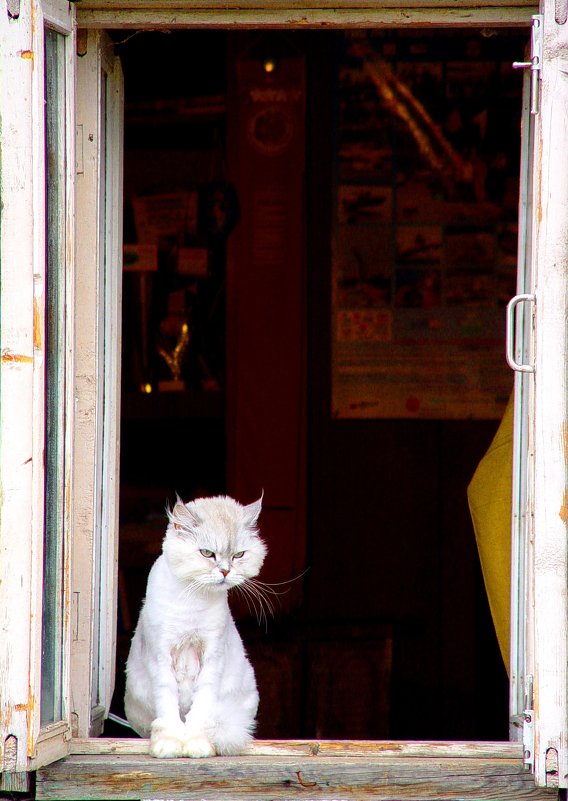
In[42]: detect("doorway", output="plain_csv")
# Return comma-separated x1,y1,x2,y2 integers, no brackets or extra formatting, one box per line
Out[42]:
112,27,524,742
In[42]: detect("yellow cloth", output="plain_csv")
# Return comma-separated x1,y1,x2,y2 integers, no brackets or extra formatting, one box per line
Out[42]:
467,395,513,675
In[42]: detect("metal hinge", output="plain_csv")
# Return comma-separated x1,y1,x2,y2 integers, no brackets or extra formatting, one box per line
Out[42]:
523,674,535,770
511,675,534,770
513,14,543,115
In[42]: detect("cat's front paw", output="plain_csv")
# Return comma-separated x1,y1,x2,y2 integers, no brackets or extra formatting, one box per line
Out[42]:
182,734,216,758
150,718,186,759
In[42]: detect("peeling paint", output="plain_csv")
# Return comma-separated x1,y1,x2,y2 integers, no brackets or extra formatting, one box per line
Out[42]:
562,420,568,457
26,687,35,755
0,707,13,730
33,297,43,351
1,350,33,364
561,488,568,523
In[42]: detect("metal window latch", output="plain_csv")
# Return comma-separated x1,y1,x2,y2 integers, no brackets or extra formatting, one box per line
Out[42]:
513,14,544,115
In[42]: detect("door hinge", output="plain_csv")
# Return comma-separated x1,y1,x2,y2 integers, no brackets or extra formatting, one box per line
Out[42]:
524,674,535,770
513,14,543,115
511,674,534,769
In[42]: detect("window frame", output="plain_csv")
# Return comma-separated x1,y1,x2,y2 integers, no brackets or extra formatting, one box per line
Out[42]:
0,0,76,783
66,0,544,774
72,27,124,739
4,1,568,798
31,0,77,769
69,0,543,786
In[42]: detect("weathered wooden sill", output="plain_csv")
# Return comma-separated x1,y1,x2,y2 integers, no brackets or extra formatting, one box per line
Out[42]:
76,1,537,30
36,739,559,801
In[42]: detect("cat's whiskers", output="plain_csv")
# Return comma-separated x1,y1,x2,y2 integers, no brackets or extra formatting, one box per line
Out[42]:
232,583,265,627
232,584,259,623
247,578,287,597
240,585,270,628
179,575,220,603
250,569,309,590
235,578,276,628
232,571,308,628
180,579,205,603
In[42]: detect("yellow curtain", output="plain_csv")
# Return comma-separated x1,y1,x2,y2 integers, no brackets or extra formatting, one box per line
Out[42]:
467,395,513,675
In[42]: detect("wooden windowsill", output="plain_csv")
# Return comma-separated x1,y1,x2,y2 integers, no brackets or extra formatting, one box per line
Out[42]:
36,739,559,800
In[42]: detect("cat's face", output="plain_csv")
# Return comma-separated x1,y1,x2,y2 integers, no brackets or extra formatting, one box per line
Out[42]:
162,494,267,591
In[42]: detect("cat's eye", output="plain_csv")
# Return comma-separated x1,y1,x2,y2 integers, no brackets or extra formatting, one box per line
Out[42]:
233,551,245,559
199,549,215,558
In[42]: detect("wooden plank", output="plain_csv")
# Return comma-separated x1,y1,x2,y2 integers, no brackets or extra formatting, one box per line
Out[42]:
36,752,558,801
70,737,523,759
76,6,535,28
78,0,537,7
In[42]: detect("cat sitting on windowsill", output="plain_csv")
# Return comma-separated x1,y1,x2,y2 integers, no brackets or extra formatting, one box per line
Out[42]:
124,494,267,759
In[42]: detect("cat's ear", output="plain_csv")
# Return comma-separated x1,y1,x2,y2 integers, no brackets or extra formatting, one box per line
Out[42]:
243,491,263,528
167,495,201,532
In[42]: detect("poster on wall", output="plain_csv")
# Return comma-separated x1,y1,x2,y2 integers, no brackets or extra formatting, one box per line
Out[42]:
332,30,522,419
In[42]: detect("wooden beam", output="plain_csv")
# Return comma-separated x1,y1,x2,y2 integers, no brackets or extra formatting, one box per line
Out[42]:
69,737,523,759
77,4,535,28
36,749,558,801
78,0,537,7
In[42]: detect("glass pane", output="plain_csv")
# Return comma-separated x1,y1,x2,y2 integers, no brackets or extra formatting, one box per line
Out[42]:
41,26,67,727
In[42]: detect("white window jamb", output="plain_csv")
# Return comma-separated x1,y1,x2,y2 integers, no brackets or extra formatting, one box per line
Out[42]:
72,27,124,738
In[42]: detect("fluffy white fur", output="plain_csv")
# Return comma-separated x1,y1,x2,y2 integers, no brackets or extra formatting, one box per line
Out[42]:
124,494,266,758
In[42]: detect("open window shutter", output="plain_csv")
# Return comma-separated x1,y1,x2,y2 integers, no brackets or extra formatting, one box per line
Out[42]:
508,61,535,748
514,2,568,789
1,0,77,780
0,1,42,784
73,30,124,737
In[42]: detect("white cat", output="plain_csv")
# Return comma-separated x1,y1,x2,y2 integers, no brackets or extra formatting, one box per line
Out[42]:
124,494,267,758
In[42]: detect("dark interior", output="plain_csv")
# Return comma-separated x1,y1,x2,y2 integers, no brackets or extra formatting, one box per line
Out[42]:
111,28,526,742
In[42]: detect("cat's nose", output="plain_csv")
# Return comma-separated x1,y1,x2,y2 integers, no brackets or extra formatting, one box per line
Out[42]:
219,567,230,577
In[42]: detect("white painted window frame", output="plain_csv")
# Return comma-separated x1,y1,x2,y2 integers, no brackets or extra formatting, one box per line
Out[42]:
4,0,568,793
72,28,124,739
72,2,568,790
509,67,534,747
0,0,76,780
